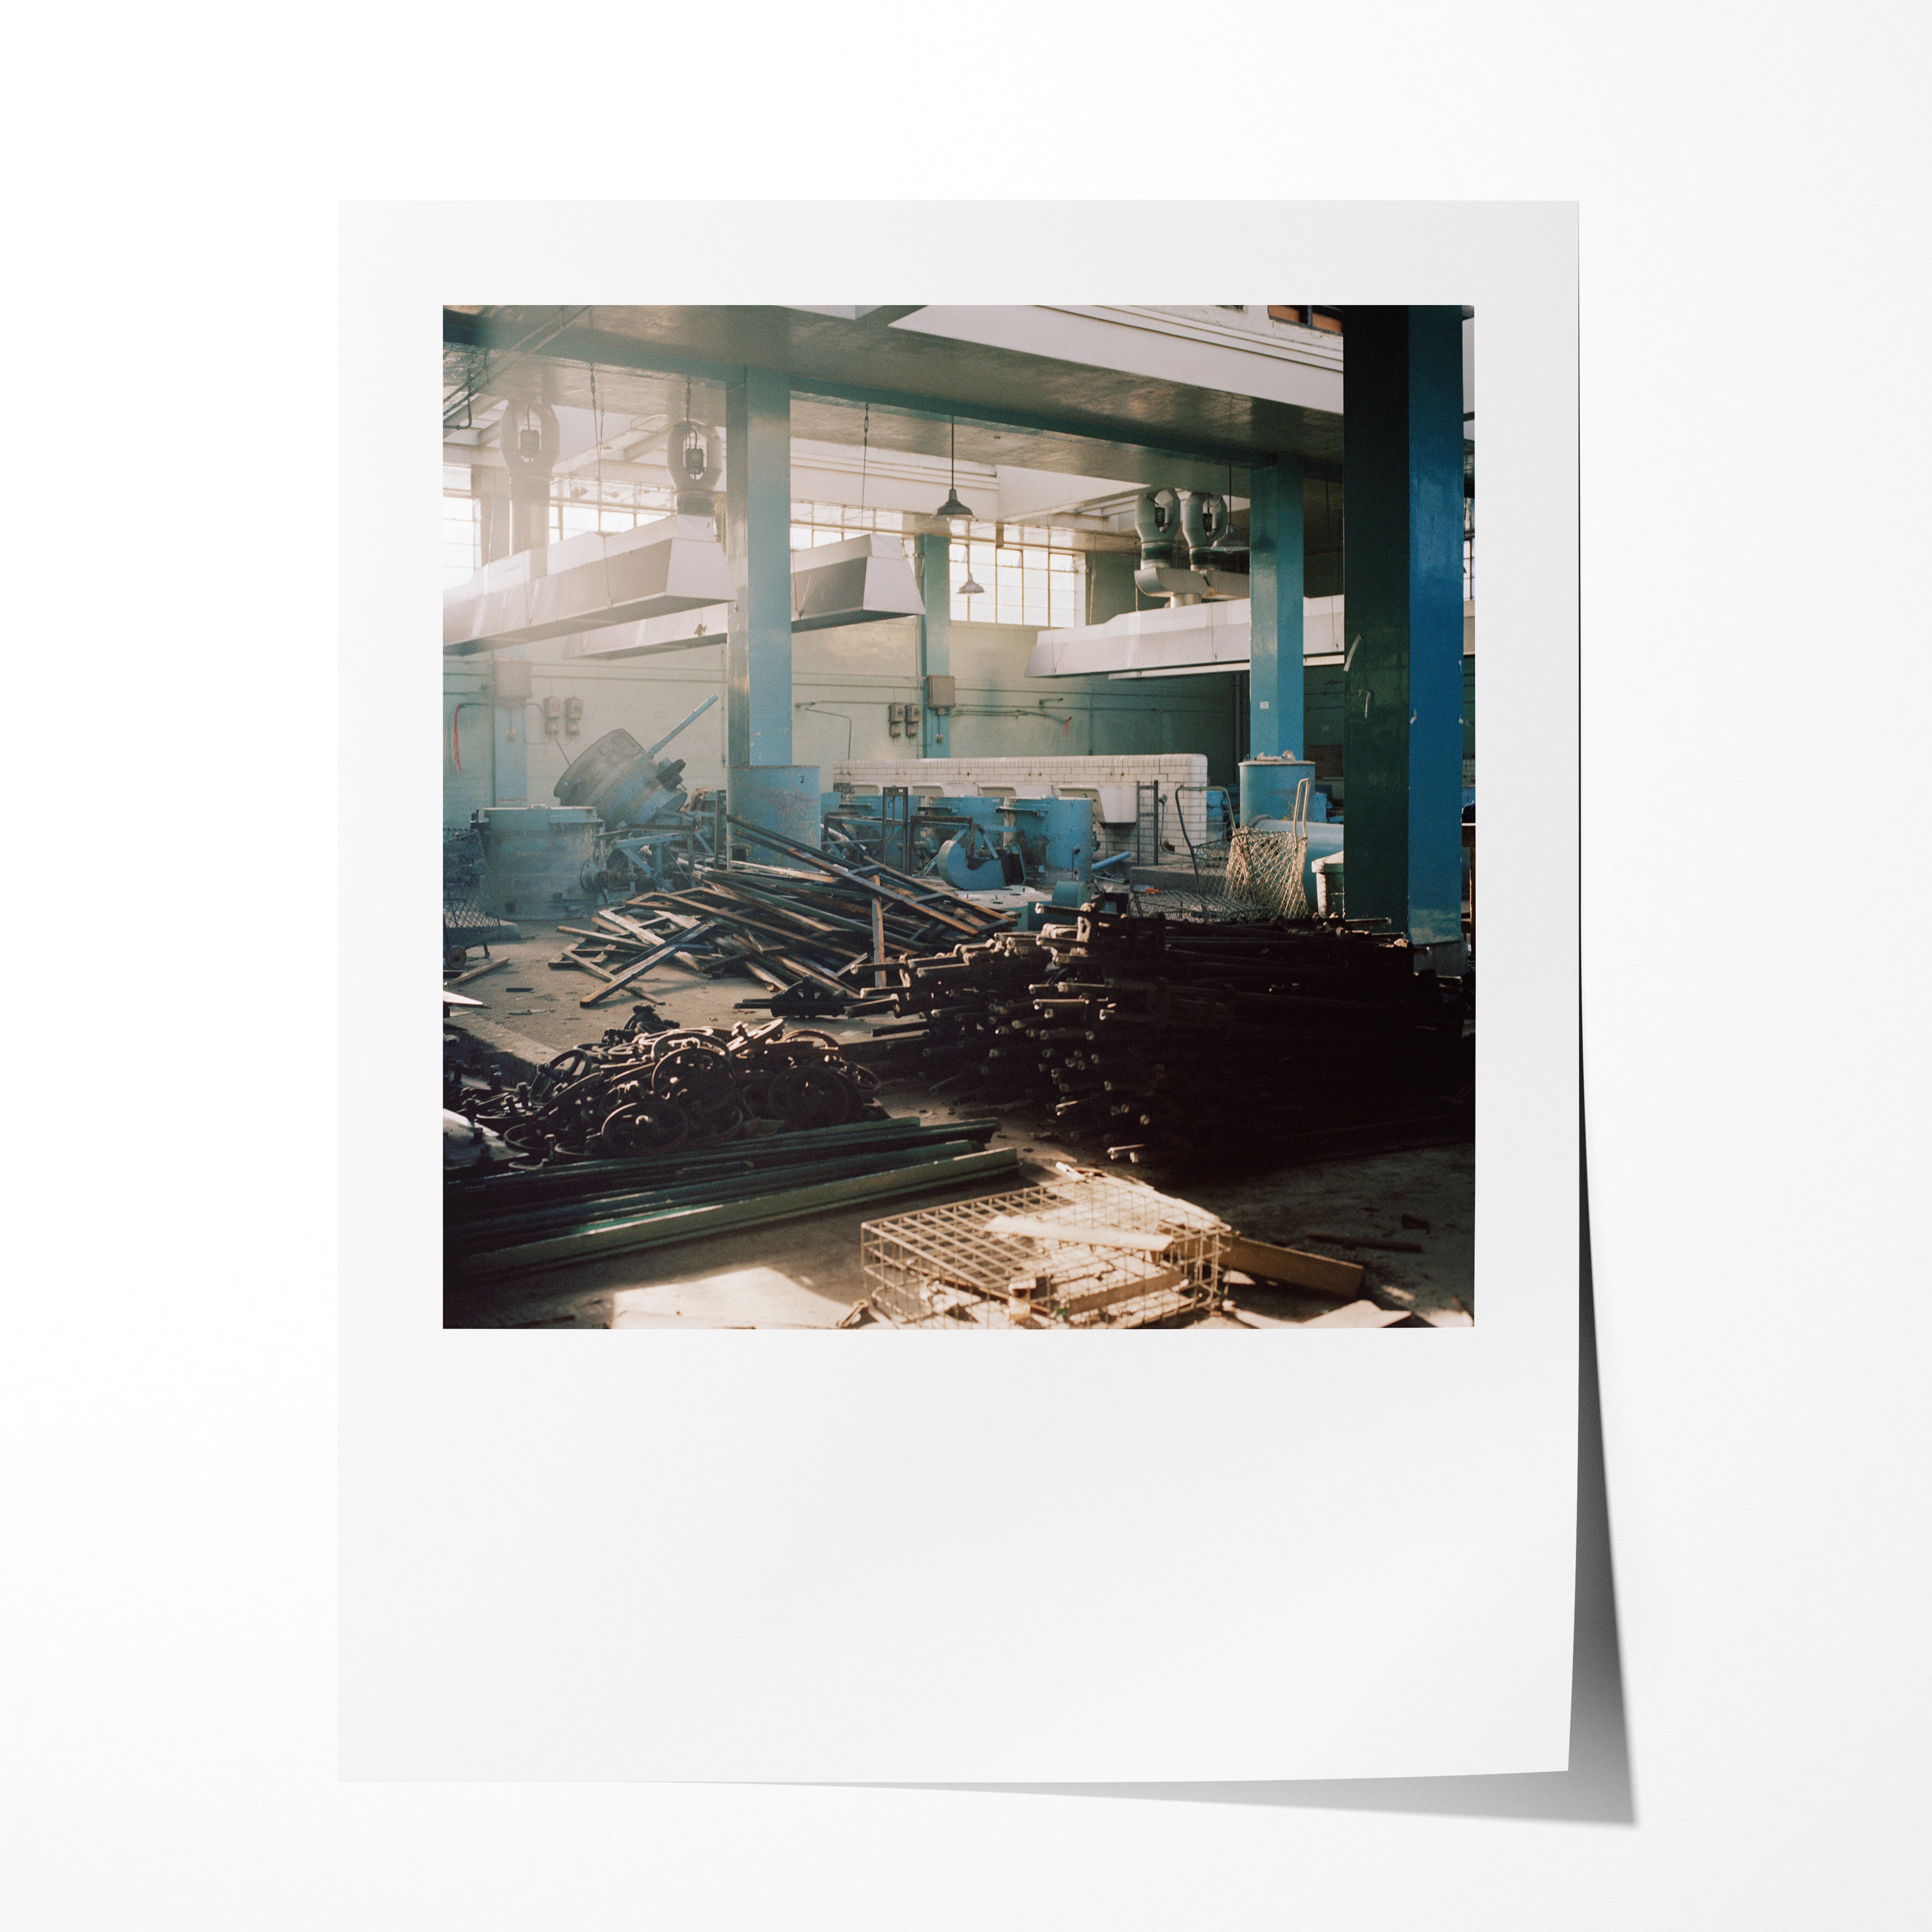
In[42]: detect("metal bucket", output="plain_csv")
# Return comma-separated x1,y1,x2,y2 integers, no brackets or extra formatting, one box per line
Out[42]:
1239,757,1318,825
727,765,823,860
474,805,600,920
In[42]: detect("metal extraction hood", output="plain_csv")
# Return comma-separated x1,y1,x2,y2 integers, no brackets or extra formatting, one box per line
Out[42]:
443,514,735,655
1025,595,1348,678
561,531,925,661
789,532,924,631
1026,600,1254,678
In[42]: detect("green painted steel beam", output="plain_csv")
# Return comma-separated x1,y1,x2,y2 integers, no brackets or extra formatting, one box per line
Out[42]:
442,307,1339,480
450,1146,1019,1279
1341,307,1466,953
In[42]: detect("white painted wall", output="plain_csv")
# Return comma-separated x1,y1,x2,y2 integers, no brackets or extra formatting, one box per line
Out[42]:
444,617,1240,825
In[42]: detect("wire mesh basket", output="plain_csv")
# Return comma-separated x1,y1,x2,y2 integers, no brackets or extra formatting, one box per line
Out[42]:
443,824,521,947
1224,824,1310,919
862,1169,1230,1329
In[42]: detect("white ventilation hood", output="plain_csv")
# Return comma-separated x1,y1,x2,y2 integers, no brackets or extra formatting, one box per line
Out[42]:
1025,596,1346,678
562,532,925,661
443,515,735,655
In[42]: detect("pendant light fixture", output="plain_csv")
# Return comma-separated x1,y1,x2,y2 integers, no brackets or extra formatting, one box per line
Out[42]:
932,414,974,523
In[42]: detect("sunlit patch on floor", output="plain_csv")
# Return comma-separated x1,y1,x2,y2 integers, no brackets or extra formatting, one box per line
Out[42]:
608,1268,848,1329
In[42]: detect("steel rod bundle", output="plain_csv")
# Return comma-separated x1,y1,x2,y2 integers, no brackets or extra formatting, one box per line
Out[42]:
845,910,1472,1156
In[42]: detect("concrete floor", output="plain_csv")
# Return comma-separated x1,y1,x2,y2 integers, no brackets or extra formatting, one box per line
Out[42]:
444,921,1475,1331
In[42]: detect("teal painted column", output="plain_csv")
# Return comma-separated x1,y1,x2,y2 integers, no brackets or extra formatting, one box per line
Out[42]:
725,368,792,766
490,649,528,803
918,529,951,756
1342,306,1466,955
1246,456,1304,757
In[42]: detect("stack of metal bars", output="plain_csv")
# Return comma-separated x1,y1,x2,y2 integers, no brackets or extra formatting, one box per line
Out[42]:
861,1169,1229,1329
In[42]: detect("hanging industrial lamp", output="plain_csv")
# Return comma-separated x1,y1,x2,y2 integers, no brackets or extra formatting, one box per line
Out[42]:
932,414,974,523
958,561,985,599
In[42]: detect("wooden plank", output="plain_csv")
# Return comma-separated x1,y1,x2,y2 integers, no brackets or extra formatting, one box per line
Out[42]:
447,956,508,987
1056,1267,1187,1317
985,1215,1174,1254
1223,1235,1364,1299
580,921,716,1006
551,952,621,984
598,911,663,945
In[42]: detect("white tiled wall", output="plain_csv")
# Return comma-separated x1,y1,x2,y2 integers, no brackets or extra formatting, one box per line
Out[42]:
832,754,1212,846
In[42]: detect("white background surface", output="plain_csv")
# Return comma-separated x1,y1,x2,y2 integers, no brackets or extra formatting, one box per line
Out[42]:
6,4,1926,1927
339,200,1580,1785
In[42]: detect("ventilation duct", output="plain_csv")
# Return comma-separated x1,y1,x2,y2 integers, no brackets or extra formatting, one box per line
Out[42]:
1025,594,1346,680
1132,488,1248,606
789,533,924,631
561,531,924,660
444,514,735,655
1027,599,1253,678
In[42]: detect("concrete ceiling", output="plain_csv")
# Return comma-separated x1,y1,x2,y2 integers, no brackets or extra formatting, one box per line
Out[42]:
443,305,1348,492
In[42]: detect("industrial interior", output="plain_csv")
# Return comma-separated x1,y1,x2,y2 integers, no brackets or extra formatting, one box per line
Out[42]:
442,305,1477,1330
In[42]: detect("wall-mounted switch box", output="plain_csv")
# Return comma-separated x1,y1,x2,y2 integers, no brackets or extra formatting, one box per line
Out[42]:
925,674,956,711
563,695,583,735
904,701,922,738
542,695,562,735
492,659,532,702
888,701,907,739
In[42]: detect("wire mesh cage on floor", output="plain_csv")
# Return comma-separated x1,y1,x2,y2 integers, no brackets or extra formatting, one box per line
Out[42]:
1224,825,1310,920
862,1169,1229,1329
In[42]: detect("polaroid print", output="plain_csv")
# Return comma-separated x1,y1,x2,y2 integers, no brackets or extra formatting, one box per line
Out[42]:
341,202,1578,1783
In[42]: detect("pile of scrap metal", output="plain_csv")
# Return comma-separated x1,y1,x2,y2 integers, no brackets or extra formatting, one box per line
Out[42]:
548,816,1011,1016
455,1007,900,1161
855,893,1473,1162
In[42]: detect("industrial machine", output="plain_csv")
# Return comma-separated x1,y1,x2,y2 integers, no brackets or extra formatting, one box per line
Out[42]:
552,695,723,896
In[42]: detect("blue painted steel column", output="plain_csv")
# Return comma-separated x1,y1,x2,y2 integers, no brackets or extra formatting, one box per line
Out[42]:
1342,306,1465,953
725,368,792,767
918,529,951,756
1246,456,1304,757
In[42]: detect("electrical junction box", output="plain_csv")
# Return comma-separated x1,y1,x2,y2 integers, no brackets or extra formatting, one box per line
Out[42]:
904,702,922,738
491,658,532,702
563,695,584,735
888,702,906,738
542,695,562,734
925,674,956,711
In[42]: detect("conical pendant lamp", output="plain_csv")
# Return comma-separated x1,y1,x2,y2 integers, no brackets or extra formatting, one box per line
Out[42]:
933,415,974,522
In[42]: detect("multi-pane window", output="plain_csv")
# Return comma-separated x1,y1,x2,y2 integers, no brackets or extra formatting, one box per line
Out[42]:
445,482,1085,629
951,524,1083,627
443,481,480,586
442,466,676,586
789,502,915,552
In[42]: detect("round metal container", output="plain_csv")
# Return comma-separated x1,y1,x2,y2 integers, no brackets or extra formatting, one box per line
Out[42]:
474,805,600,920
727,765,823,859
1239,757,1318,825
1037,797,1093,885
554,728,661,826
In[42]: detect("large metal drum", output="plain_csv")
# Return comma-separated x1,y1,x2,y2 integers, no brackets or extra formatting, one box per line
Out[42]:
473,805,599,919
1239,756,1318,825
727,765,823,858
555,728,660,826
